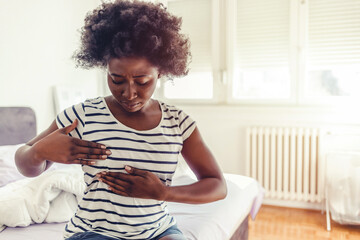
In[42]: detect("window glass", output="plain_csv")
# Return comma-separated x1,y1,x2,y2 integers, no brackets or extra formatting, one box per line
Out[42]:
233,0,291,99
165,0,213,99
305,0,360,98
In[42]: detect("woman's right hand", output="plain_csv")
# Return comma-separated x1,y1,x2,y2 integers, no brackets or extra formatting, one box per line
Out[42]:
32,119,111,166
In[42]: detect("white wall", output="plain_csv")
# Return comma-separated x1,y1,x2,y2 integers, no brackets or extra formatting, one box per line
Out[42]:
0,0,102,131
177,104,360,175
1,0,360,179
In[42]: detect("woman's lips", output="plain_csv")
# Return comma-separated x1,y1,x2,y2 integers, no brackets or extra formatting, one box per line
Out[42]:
121,102,140,110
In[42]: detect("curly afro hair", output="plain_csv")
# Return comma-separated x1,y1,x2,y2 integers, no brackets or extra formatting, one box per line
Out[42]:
73,0,191,77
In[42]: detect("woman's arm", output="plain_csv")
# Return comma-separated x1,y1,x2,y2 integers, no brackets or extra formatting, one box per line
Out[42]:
15,119,110,177
98,127,227,204
15,120,59,177
164,127,227,203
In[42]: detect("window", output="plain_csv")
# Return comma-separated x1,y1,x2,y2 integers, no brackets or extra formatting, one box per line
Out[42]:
156,0,221,102
165,0,213,100
230,0,291,102
304,0,360,103
157,0,360,105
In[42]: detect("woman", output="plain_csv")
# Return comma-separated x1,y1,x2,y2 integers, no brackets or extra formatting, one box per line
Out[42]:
15,1,227,239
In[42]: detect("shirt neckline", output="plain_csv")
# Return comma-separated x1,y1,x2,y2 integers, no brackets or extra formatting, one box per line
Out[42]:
101,96,164,132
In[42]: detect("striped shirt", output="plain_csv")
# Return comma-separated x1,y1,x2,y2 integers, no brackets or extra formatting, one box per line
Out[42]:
56,97,196,239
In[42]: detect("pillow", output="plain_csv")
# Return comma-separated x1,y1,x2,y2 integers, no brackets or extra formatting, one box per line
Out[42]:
0,143,26,187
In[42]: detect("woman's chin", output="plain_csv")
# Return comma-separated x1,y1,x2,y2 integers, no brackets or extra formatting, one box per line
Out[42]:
120,102,143,112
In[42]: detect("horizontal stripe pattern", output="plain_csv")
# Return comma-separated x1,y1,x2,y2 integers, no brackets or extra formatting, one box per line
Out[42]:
83,128,183,137
92,136,183,146
57,97,196,239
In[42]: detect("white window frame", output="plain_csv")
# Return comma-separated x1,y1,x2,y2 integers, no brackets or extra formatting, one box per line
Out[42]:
226,0,300,105
298,0,360,107
155,0,224,104
227,0,360,106
155,0,360,107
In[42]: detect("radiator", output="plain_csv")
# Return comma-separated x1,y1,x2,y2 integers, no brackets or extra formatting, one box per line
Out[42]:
246,127,323,203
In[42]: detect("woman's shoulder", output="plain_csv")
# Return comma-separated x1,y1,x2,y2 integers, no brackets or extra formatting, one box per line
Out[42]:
83,96,104,105
157,100,196,140
80,97,107,111
158,101,181,115
157,100,193,121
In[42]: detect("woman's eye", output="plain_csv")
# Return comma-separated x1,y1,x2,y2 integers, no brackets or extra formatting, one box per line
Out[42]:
135,75,152,86
112,79,125,85
136,81,148,86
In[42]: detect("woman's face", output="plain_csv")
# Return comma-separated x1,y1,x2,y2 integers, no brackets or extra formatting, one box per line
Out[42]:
107,57,160,113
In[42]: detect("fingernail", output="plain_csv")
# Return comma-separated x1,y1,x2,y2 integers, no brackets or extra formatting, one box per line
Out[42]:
101,155,107,159
125,165,131,171
101,145,106,149
90,161,96,165
106,150,112,155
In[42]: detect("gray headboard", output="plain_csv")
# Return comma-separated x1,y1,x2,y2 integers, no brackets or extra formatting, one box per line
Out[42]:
0,107,37,146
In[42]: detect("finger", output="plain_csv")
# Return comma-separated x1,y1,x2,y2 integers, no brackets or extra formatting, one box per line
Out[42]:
101,175,131,186
125,165,146,177
103,171,133,181
100,178,127,192
72,159,96,165
75,153,108,160
72,138,107,150
62,119,78,135
75,146,111,156
108,186,129,197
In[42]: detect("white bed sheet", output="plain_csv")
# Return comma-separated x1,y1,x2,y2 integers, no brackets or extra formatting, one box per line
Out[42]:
0,173,262,240
168,173,262,240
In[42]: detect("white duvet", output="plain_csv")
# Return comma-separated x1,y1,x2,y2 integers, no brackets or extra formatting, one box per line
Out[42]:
0,166,263,240
0,166,84,232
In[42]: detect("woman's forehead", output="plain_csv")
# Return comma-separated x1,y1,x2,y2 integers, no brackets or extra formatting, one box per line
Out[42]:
107,57,157,73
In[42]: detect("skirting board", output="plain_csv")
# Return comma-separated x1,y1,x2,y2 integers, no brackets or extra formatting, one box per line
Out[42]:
263,198,324,211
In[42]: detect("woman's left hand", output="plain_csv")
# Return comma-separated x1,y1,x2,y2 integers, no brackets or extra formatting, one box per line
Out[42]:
96,166,167,200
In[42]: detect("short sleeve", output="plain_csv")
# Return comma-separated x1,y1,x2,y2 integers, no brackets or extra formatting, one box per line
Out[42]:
178,110,196,141
55,102,85,139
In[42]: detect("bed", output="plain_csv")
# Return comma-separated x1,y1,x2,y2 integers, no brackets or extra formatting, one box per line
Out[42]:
0,107,263,240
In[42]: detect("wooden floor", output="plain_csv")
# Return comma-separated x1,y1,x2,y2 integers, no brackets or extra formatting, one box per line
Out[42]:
248,205,360,240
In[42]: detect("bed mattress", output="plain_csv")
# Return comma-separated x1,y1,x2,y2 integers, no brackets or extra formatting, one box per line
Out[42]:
0,173,261,240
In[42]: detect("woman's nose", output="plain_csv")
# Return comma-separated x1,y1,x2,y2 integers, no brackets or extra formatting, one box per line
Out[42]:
122,83,137,100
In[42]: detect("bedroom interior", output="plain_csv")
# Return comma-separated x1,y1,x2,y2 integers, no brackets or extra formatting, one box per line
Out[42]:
1,0,360,239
